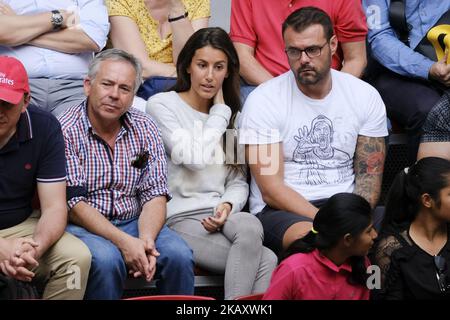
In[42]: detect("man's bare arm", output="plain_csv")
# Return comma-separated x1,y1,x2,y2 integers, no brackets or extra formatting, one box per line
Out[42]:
28,28,100,53
247,143,318,219
0,13,55,46
353,136,386,208
33,181,67,258
340,41,367,78
234,42,274,85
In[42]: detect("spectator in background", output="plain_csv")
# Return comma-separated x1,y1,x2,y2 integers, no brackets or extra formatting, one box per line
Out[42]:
239,7,387,256
263,193,377,300
417,92,450,161
0,0,109,117
0,56,91,300
230,0,368,100
59,49,194,300
372,157,450,300
147,27,277,300
363,0,450,164
106,0,209,101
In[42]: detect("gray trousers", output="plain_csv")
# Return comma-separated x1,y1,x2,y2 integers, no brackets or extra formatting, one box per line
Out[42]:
29,78,85,117
167,211,277,300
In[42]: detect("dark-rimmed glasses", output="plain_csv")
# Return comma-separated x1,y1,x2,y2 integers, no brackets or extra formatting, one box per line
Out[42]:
285,42,328,60
434,255,450,293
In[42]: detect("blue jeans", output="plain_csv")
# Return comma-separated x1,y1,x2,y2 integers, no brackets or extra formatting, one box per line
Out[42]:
66,219,194,299
137,76,177,100
240,79,256,106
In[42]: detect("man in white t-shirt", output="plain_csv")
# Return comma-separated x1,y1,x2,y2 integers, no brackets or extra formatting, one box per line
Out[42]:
239,7,388,254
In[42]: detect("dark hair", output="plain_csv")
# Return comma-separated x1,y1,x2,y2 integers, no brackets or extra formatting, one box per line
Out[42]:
382,157,450,231
282,6,334,41
280,193,372,285
172,27,241,128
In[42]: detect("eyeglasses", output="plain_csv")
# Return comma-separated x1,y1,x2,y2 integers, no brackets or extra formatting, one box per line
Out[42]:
284,42,328,60
434,255,450,293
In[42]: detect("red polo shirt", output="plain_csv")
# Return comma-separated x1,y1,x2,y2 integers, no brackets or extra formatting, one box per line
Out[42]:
230,0,368,76
263,249,370,300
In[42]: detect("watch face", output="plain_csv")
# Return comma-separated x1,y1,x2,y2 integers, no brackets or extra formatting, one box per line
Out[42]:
52,11,63,27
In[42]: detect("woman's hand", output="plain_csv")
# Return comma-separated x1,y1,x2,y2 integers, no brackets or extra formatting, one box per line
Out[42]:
168,0,186,17
201,202,232,233
213,87,225,105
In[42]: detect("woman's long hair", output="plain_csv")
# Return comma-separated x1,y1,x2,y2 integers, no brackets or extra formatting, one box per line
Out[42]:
280,193,373,286
172,27,241,129
172,27,242,167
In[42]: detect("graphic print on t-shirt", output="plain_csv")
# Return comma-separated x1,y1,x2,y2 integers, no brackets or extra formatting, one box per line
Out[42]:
292,115,352,185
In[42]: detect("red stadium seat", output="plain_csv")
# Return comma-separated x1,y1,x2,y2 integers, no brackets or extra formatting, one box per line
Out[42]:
124,295,216,300
233,293,264,300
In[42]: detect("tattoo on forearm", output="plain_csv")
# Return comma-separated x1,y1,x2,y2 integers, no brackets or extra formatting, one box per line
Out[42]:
354,136,386,208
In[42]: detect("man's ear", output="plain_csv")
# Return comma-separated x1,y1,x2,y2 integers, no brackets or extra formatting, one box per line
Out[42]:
83,77,92,97
21,93,31,113
329,35,338,56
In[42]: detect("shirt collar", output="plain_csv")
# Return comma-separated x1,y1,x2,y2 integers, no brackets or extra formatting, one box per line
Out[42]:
16,108,33,142
80,100,134,136
312,249,353,273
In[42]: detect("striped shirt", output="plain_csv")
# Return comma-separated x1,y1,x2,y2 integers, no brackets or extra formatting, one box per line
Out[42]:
59,101,170,221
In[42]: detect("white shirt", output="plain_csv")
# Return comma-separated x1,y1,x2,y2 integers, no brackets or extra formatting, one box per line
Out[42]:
0,0,109,79
239,69,388,213
147,91,249,219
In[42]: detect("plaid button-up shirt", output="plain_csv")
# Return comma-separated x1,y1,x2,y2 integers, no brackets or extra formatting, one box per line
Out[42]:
59,101,170,221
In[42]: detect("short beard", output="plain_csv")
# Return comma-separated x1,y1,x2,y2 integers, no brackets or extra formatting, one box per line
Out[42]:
296,67,327,85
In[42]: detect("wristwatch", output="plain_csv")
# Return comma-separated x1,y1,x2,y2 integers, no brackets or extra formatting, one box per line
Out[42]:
51,10,64,30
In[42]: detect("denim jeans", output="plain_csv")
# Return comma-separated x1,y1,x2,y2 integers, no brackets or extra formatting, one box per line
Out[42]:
66,218,194,299
240,82,256,106
136,76,177,100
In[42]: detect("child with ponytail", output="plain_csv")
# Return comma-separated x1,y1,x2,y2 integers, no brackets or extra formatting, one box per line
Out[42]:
372,157,450,299
263,193,377,300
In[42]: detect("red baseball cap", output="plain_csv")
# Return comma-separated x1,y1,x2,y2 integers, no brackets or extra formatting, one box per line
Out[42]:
0,56,30,105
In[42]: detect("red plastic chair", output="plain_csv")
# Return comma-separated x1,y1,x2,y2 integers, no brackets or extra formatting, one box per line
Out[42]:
124,295,215,300
234,293,264,300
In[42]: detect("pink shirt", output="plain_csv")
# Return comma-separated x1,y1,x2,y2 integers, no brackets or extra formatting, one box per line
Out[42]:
263,249,370,300
229,0,368,77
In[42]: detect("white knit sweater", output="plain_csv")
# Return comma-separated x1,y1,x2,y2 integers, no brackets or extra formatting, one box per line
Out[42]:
147,91,248,219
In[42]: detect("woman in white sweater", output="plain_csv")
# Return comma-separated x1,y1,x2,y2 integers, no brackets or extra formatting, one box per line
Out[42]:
147,27,277,299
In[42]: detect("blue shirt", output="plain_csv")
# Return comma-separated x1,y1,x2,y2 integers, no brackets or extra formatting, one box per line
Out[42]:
363,0,450,79
0,106,66,229
0,0,110,79
59,101,170,221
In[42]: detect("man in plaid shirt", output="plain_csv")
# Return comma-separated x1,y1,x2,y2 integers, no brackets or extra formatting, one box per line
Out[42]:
59,49,194,300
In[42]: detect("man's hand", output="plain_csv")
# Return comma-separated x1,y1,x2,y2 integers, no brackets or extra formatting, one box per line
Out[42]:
129,237,160,281
429,51,450,86
0,238,39,282
0,2,15,16
118,234,158,282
